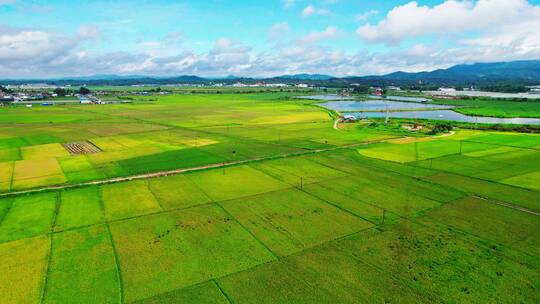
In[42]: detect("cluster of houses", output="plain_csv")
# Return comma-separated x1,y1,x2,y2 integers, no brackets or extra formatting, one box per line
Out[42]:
0,91,59,102
528,86,540,94
77,94,103,104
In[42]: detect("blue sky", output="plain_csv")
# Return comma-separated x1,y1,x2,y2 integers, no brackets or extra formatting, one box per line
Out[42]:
1,0,540,78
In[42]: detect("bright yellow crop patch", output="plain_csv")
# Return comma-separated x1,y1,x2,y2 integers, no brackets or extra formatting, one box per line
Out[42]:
181,138,218,147
0,162,13,192
0,236,50,304
21,143,70,160
12,158,66,189
89,137,124,151
387,137,435,145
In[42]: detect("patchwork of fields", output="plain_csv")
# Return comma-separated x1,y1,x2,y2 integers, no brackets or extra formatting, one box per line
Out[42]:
0,93,397,192
0,93,539,303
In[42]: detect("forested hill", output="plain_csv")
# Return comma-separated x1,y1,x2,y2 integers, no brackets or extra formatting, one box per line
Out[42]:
372,60,540,82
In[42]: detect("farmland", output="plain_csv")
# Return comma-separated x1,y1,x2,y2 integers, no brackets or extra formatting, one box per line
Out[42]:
0,92,539,303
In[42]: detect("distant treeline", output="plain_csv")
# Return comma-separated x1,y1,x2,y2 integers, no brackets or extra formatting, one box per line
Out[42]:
1,77,539,93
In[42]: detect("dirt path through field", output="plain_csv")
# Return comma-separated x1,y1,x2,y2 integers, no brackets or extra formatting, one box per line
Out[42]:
475,196,540,217
0,137,402,198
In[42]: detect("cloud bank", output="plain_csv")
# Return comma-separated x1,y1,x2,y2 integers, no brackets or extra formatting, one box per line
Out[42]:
1,0,539,78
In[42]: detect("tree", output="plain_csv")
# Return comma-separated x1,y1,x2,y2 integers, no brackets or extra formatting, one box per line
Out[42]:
54,88,69,96
78,87,91,95
352,85,369,94
0,85,11,93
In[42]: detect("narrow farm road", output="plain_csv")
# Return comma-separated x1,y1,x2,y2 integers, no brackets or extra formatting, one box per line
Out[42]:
0,137,400,198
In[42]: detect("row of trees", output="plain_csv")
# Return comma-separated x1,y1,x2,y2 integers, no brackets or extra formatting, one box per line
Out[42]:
53,87,91,96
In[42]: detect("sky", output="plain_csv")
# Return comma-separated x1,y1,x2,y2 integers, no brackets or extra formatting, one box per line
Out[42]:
1,0,540,78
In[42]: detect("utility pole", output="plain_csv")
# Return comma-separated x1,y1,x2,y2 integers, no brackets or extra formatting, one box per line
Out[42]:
385,100,389,125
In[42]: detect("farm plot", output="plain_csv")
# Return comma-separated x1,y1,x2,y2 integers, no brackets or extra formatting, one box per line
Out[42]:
0,236,50,304
221,188,373,256
0,148,20,162
109,204,276,303
302,183,394,224
314,172,452,217
188,165,289,202
101,180,162,221
58,155,105,183
335,219,540,303
12,158,66,190
426,196,540,255
147,174,211,210
315,149,438,178
218,241,426,304
43,225,120,303
54,186,104,232
364,136,500,162
250,156,347,187
117,147,224,175
134,281,229,304
21,143,70,160
425,173,540,211
0,161,13,192
0,192,57,243
501,170,540,191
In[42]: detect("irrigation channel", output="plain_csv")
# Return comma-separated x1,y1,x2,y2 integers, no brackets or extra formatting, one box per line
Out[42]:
307,95,540,125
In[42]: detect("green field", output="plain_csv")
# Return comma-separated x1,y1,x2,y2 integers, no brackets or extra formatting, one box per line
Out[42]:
431,97,540,118
0,91,538,303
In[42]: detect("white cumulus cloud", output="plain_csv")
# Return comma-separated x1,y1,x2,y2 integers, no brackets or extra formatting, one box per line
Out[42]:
357,0,531,44
301,5,329,17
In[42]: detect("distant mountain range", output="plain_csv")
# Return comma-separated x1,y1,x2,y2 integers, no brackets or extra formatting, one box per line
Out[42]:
366,60,540,82
2,60,539,86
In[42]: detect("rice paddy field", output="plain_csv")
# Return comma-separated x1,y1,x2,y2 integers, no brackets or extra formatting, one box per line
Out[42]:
0,92,539,303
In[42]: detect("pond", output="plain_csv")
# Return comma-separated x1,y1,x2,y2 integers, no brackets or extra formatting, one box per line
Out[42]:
344,110,540,125
308,95,540,124
369,95,432,103
319,100,453,111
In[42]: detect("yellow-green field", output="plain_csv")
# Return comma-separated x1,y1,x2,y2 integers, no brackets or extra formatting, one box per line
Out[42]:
0,92,538,303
